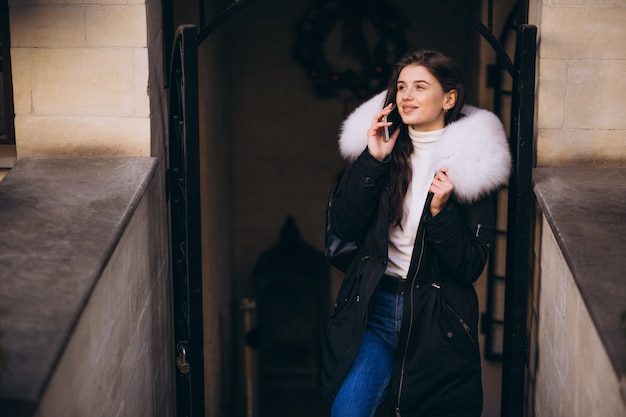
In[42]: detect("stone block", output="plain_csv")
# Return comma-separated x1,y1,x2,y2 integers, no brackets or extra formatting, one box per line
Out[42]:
537,128,626,167
598,60,626,129
540,6,626,59
15,116,150,158
563,271,581,361
9,48,33,115
133,49,151,118
564,60,599,129
29,48,137,117
86,5,147,48
537,59,567,129
10,6,85,48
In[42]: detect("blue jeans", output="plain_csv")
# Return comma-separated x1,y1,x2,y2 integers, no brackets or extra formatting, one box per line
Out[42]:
331,289,403,417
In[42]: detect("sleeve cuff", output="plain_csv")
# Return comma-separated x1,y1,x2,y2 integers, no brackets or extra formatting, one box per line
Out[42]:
350,149,391,187
424,202,459,243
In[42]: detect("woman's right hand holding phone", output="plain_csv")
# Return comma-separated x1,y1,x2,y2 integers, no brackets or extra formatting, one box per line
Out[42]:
367,103,400,161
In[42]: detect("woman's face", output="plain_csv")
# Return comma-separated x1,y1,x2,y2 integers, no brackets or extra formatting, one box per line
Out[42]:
395,64,456,132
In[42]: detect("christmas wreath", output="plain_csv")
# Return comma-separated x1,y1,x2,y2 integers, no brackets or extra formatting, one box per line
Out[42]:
293,0,409,100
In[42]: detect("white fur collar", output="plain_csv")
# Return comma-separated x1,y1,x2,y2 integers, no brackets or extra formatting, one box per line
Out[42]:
338,91,511,203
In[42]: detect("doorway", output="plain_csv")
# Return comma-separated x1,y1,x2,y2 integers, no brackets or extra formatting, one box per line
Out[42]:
165,1,535,416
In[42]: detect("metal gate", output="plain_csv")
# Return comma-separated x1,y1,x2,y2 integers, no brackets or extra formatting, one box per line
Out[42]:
166,25,205,417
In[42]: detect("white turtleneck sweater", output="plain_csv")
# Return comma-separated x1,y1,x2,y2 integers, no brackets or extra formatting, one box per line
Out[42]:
385,126,444,278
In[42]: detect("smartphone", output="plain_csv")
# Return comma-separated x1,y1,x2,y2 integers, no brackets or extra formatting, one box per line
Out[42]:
383,105,401,142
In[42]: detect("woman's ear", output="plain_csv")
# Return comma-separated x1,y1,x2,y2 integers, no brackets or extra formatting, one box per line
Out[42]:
444,90,457,111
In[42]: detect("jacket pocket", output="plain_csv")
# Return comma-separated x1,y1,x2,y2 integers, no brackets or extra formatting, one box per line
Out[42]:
439,297,476,357
331,255,369,317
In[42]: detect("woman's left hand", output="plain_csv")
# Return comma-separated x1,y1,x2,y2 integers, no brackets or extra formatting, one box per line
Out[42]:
429,168,454,217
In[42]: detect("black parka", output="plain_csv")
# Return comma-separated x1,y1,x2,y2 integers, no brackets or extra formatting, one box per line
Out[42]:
319,92,511,417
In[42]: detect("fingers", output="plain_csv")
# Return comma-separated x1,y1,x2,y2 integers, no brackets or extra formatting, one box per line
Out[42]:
383,102,395,113
372,104,392,124
434,168,448,179
433,169,451,184
372,103,396,127
367,104,400,161
430,169,453,195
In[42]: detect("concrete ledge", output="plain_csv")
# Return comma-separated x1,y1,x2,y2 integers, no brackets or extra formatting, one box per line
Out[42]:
0,156,157,415
533,168,626,380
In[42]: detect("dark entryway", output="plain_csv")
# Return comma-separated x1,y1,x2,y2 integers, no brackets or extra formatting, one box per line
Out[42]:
164,1,536,416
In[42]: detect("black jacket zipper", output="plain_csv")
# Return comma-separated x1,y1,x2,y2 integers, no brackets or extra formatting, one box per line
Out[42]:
394,232,425,417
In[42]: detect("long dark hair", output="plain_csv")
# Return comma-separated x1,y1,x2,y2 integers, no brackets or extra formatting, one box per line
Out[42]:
384,49,466,226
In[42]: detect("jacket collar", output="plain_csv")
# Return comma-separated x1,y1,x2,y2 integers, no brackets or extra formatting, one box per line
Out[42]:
338,91,512,203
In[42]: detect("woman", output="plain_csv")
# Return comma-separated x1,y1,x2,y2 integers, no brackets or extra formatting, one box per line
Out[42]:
320,49,511,417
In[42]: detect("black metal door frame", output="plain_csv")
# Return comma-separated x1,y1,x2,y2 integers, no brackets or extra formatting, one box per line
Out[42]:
501,22,537,417
166,25,205,417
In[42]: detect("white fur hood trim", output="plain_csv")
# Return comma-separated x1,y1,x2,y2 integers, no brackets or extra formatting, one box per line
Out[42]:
338,91,511,203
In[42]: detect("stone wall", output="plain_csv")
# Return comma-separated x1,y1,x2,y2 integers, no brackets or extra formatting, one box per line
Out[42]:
532,168,626,417
2,1,176,416
530,0,626,167
33,162,174,417
8,0,150,158
527,1,626,415
0,157,173,417
533,216,626,416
